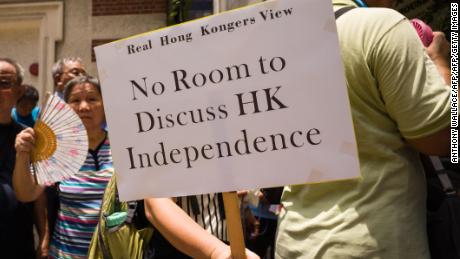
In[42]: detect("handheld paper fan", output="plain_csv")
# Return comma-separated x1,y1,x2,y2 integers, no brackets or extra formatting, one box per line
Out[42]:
31,94,88,185
411,19,434,47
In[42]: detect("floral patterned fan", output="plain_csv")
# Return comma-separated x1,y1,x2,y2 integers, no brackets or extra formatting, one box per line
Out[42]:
31,94,88,185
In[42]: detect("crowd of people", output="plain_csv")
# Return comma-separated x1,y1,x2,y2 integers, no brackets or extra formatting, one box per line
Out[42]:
0,0,452,258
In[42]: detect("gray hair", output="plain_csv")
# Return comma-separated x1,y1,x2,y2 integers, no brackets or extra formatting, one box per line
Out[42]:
0,57,25,86
63,75,101,102
52,57,83,80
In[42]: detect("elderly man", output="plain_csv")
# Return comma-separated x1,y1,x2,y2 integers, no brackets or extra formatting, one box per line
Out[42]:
275,0,451,258
51,57,86,98
0,58,43,258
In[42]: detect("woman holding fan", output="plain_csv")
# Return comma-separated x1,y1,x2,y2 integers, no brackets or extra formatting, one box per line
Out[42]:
13,75,112,259
14,75,259,259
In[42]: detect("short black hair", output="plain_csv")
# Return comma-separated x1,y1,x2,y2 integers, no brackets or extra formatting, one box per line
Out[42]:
18,84,39,103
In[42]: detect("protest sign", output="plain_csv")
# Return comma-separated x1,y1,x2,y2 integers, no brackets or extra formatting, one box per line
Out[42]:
95,0,360,201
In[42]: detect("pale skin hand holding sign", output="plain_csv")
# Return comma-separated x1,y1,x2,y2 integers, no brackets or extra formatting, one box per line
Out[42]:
144,198,259,259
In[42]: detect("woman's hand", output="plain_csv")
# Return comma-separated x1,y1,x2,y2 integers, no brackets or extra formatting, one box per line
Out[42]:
13,127,45,201
15,128,35,155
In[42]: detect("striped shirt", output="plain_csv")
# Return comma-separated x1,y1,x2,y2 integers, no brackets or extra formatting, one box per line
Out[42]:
49,137,113,259
176,193,227,241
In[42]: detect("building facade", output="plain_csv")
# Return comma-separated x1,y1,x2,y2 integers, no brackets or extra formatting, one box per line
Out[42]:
0,0,450,102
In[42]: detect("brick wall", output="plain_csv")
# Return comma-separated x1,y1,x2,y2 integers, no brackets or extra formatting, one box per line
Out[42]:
91,39,118,61
92,0,166,16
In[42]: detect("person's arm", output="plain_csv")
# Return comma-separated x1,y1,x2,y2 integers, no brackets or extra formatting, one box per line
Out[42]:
407,32,452,155
372,19,451,156
13,127,45,202
406,127,450,156
144,197,259,259
34,192,49,259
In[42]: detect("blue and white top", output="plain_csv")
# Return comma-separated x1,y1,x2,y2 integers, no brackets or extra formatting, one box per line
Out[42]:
49,136,113,259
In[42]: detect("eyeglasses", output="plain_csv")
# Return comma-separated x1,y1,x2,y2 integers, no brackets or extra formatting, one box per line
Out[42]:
0,78,17,90
64,68,87,77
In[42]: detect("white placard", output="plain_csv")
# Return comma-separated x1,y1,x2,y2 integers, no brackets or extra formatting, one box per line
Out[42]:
95,0,360,201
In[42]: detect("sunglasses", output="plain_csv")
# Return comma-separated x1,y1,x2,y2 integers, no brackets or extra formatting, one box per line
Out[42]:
0,78,18,90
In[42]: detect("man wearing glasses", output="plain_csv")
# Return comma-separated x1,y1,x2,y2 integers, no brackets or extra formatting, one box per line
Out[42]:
51,57,87,99
0,58,38,259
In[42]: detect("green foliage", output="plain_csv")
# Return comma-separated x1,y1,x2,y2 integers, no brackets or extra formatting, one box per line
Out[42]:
167,0,193,25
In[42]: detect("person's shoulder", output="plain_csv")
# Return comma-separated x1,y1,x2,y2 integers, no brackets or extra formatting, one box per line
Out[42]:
338,7,407,35
11,107,18,119
32,106,40,115
347,7,405,21
336,7,412,52
32,107,40,118
365,8,406,28
101,132,111,150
